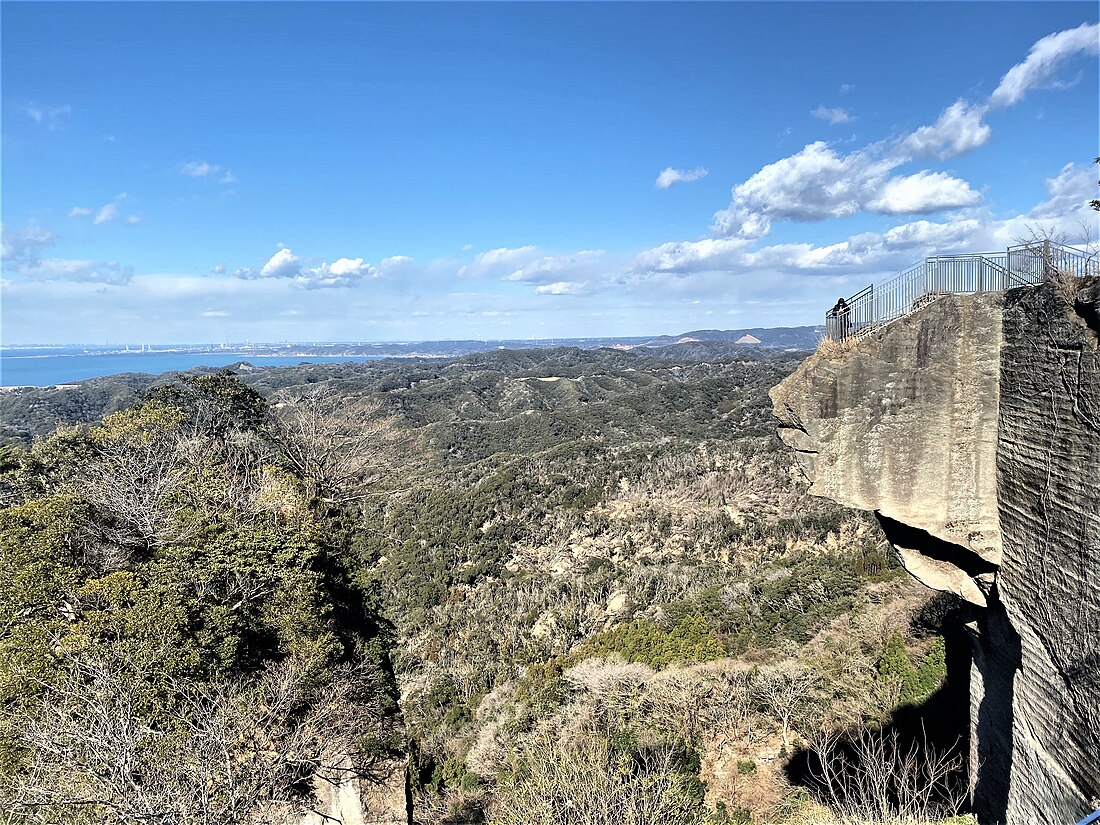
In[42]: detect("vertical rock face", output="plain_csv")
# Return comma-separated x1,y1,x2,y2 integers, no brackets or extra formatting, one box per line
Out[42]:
770,283,1100,825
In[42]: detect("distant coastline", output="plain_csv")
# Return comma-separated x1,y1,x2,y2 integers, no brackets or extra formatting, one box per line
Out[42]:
0,326,822,388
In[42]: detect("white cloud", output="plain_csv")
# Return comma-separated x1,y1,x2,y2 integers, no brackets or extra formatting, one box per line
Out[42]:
202,309,230,317
811,105,852,125
94,202,119,226
1,222,56,265
630,238,752,274
259,248,302,278
14,258,133,285
212,264,227,275
506,250,605,284
882,218,984,249
181,161,216,177
839,83,854,94
181,160,236,183
68,206,93,218
235,247,409,288
866,171,981,214
327,257,367,278
989,22,1100,108
711,141,900,237
1026,161,1098,220
904,100,991,160
535,281,588,295
655,166,709,189
26,103,71,129
125,215,143,226
711,25,1095,242
458,246,539,278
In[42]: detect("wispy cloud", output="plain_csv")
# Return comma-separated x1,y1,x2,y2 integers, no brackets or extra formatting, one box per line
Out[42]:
26,103,71,129
94,202,120,226
506,250,605,284
1,222,56,267
990,22,1099,108
181,160,237,184
810,105,852,125
12,258,134,285
655,166,708,189
68,206,93,218
458,246,539,278
535,281,588,295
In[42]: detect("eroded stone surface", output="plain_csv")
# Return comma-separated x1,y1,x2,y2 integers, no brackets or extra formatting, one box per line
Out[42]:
770,292,1004,604
770,282,1100,825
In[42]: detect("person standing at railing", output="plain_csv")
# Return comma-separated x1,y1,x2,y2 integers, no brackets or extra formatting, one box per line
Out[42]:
831,297,851,339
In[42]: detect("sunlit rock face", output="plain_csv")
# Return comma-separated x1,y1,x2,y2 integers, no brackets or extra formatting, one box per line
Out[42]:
299,757,410,825
770,282,1100,825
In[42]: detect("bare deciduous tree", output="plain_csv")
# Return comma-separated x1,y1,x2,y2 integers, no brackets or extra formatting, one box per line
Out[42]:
489,734,707,825
1,652,399,825
805,725,967,824
272,385,406,504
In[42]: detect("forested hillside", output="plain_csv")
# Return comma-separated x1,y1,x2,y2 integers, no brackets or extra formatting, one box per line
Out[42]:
0,345,971,824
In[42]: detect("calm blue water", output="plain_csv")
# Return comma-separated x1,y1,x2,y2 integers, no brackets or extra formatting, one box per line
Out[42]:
0,351,388,387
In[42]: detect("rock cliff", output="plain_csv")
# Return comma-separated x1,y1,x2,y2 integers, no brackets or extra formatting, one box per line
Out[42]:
771,281,1100,825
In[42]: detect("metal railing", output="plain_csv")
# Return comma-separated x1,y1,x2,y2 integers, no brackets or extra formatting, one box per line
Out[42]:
825,242,1095,341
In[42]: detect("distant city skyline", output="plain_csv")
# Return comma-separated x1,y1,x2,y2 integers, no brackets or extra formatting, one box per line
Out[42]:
2,2,1097,344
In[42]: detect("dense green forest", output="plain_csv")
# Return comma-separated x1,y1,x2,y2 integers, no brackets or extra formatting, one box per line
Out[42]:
0,345,970,825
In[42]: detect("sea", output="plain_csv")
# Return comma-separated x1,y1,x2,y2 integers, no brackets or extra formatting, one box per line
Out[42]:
0,347,389,388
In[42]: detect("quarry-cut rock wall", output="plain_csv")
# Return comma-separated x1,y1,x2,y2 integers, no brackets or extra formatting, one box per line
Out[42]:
770,282,1100,825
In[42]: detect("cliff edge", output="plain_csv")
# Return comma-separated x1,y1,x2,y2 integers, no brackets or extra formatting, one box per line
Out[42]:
771,282,1100,825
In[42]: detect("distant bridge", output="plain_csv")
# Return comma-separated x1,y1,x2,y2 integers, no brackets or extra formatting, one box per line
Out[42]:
825,241,1094,341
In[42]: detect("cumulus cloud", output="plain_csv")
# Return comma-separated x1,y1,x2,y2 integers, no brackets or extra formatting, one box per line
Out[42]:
212,264,227,275
126,215,143,226
903,100,992,160
1,222,56,266
181,160,237,183
711,141,898,236
259,248,302,278
234,247,405,288
26,103,71,128
68,206,93,218
655,167,709,189
811,105,852,125
711,134,985,237
989,22,1100,108
710,24,1095,241
866,171,981,214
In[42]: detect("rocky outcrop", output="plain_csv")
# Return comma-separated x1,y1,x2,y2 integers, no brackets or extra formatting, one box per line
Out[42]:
770,282,1100,825
301,757,410,825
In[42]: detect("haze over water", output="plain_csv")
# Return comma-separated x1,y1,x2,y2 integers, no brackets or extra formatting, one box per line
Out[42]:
0,349,387,387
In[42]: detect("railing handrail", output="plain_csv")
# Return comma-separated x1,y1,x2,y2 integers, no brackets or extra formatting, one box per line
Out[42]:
824,242,1093,341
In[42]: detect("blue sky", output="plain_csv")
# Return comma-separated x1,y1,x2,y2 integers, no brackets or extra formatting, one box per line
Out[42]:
2,2,1098,344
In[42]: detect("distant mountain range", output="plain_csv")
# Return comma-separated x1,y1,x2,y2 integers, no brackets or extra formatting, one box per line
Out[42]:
640,326,824,349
